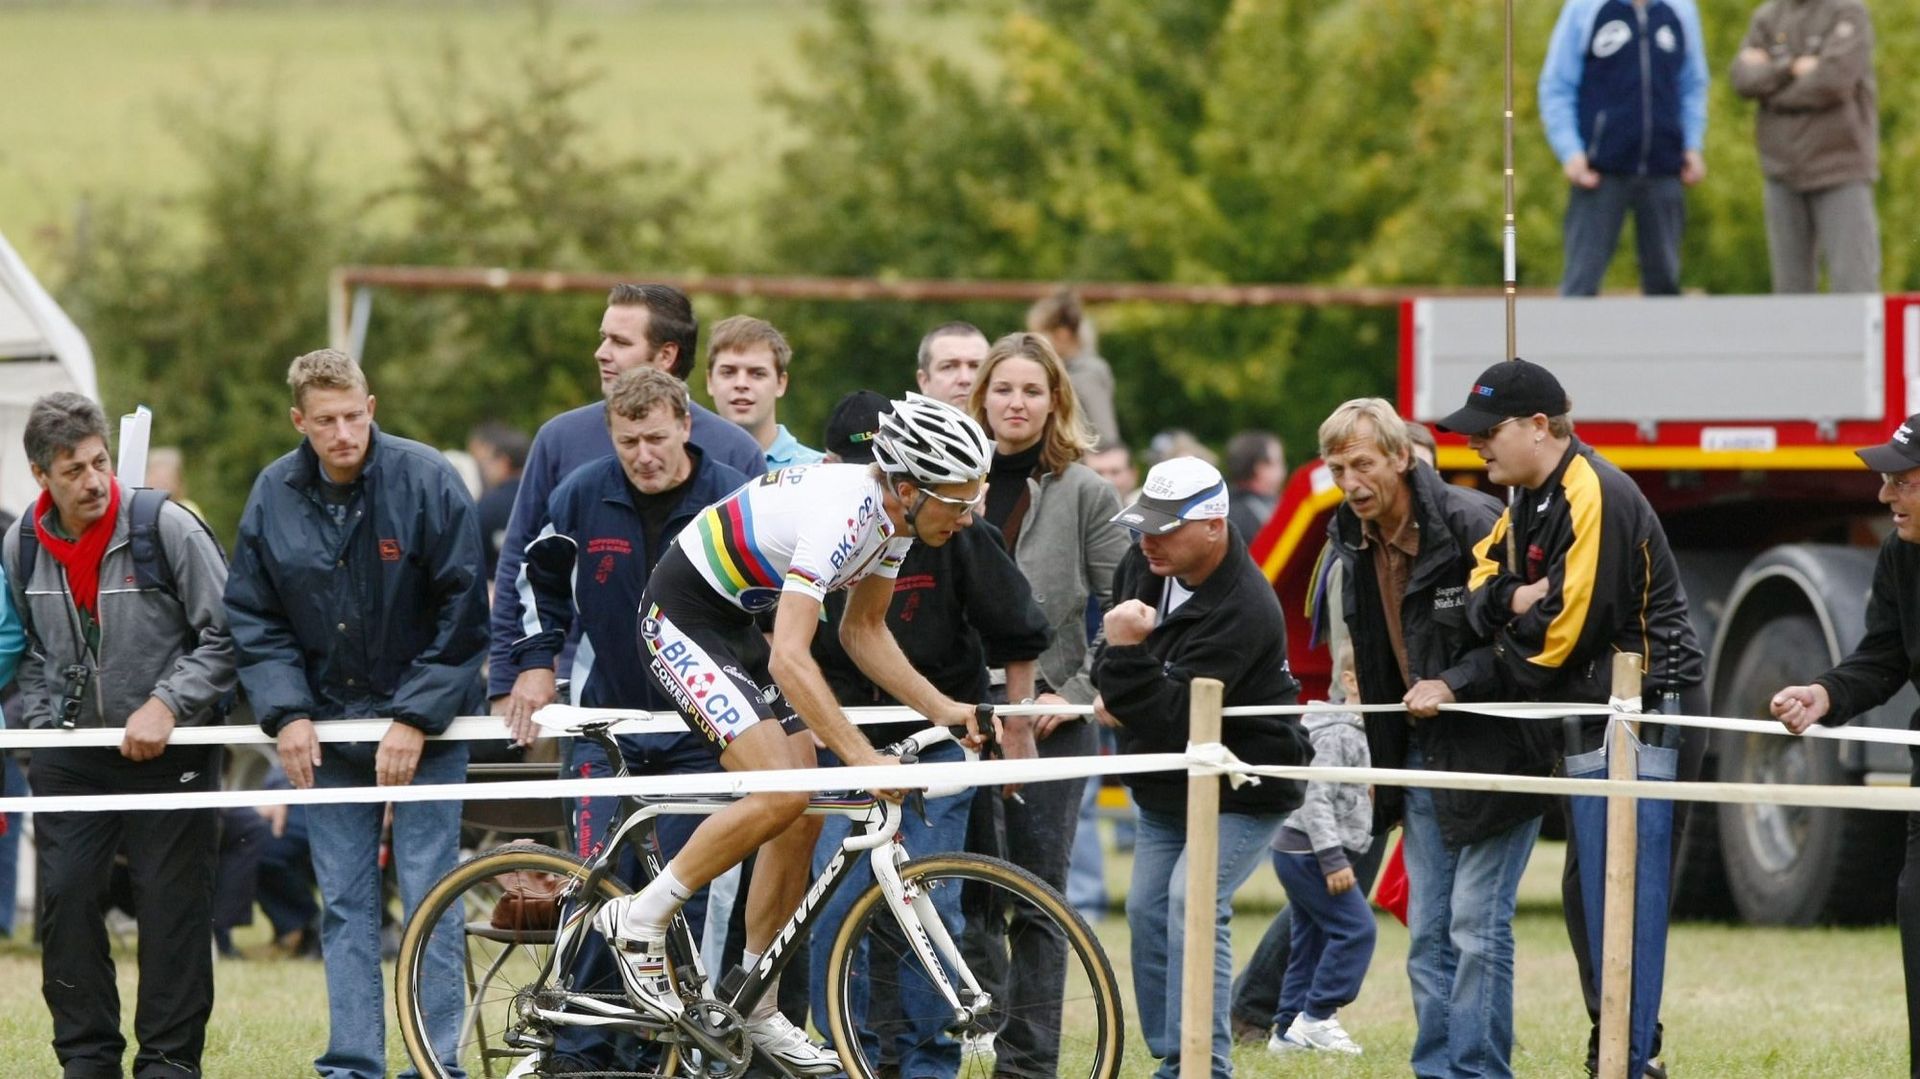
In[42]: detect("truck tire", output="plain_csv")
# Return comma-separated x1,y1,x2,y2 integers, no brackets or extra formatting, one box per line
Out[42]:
1716,615,1899,925
1670,759,1737,921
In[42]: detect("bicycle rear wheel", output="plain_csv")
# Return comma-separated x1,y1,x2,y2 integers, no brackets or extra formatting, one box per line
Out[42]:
394,842,634,1079
823,852,1123,1079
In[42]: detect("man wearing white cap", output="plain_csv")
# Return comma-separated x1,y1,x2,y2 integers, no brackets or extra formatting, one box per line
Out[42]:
1094,456,1311,1079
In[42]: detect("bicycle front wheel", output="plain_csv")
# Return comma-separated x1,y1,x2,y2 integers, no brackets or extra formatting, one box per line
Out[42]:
394,842,633,1079
823,852,1123,1079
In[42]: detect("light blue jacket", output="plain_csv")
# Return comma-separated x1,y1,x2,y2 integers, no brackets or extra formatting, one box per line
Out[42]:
1540,0,1709,168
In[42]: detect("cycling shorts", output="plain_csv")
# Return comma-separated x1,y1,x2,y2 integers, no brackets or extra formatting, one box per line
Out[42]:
640,546,804,754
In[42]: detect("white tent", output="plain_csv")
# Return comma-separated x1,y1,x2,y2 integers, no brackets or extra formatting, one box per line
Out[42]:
0,232,99,516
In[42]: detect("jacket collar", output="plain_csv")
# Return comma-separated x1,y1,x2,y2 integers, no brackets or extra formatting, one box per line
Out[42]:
1130,525,1254,622
602,445,709,515
1529,436,1587,499
288,423,386,492
1331,461,1467,592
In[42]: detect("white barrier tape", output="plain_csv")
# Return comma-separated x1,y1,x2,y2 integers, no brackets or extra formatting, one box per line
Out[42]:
1186,741,1258,789
0,750,1190,816
0,705,1066,751
1609,695,1642,714
5,734,1919,817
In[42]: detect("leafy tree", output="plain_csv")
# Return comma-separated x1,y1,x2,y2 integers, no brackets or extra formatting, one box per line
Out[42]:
59,9,703,536
762,0,1920,460
60,100,341,537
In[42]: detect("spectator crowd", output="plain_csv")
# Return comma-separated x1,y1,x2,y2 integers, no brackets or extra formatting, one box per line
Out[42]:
0,3,1898,1073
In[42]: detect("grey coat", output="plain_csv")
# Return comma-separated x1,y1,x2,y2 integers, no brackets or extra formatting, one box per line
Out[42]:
5,487,236,729
1280,710,1373,870
1009,461,1126,704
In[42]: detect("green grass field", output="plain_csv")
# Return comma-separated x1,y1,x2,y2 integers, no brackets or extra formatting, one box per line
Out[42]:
0,839,1905,1075
0,0,985,267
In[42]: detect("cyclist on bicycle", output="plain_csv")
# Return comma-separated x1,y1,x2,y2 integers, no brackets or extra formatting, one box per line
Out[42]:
595,392,994,1073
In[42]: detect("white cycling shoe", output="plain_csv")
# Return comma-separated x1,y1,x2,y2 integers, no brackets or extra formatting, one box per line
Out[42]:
744,1010,842,1075
591,897,683,1021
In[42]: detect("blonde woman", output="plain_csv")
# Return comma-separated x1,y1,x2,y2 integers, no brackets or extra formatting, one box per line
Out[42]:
964,331,1128,1074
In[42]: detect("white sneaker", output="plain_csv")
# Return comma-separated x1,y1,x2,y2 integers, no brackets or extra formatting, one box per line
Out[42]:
1282,1013,1362,1055
961,1031,996,1061
590,896,682,1020
744,1011,841,1074
1268,1029,1308,1054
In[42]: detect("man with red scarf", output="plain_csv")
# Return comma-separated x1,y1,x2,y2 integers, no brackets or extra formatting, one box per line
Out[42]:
3,391,236,1079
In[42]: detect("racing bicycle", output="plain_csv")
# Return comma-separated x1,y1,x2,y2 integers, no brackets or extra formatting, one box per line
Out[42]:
393,708,1124,1079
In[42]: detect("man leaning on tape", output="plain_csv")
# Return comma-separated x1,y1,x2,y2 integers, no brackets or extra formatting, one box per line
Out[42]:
1774,413,1920,1079
4,391,235,1079
1092,455,1310,1079
225,349,489,1079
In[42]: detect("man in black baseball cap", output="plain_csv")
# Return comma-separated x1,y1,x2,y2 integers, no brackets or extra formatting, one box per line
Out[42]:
1435,358,1569,437
1853,414,1920,477
1451,354,1704,1077
1774,416,1920,1076
822,390,892,464
1436,355,1566,433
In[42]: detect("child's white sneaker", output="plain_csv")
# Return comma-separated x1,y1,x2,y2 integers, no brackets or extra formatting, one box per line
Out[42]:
1281,1013,1362,1055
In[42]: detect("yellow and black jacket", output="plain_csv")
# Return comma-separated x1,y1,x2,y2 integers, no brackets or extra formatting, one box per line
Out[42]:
1465,438,1703,701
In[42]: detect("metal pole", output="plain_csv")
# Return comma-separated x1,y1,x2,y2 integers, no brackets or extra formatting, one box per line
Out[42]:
1178,677,1225,1079
1503,0,1518,362
1598,652,1645,1078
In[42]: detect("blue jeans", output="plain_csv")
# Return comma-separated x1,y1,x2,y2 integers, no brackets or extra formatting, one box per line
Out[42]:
1128,806,1281,1079
1272,849,1377,1027
1065,773,1107,915
1231,833,1388,1032
554,733,715,1068
308,740,468,1079
1401,746,1540,1079
809,742,972,1079
0,753,22,936
1559,173,1686,296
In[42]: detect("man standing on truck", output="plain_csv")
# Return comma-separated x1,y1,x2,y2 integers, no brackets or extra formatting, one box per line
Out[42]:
1773,413,1920,1078
1729,0,1879,293
1539,0,1710,295
1442,358,1705,1077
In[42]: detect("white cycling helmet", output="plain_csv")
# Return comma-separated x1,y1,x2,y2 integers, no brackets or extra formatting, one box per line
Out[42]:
872,392,993,486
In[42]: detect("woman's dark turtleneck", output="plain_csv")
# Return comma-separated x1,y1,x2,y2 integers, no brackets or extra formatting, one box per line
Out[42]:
986,439,1046,531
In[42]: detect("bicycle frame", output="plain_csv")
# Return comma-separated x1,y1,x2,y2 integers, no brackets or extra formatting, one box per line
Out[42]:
524,723,994,1045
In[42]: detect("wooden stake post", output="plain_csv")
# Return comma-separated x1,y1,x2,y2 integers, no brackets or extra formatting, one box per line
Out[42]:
1179,678,1225,1079
1597,652,1644,1079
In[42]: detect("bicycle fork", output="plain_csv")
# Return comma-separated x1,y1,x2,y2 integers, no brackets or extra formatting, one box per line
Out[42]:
870,843,995,1033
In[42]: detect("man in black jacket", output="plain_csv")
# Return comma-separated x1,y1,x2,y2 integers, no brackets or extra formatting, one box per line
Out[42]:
1774,414,1920,1078
1321,398,1553,1078
1443,358,1704,1077
1095,456,1307,1079
225,349,488,1079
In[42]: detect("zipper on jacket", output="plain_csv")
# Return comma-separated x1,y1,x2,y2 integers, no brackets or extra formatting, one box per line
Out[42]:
1588,110,1608,161
1636,2,1652,175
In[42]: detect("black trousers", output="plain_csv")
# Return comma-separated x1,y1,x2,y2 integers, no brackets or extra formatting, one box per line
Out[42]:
32,747,219,1079
1559,685,1707,1064
1900,802,1920,1077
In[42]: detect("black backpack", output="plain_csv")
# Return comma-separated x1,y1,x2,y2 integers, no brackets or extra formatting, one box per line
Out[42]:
16,488,181,613
14,489,238,724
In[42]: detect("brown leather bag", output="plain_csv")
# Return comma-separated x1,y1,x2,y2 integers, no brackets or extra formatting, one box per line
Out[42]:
489,848,568,935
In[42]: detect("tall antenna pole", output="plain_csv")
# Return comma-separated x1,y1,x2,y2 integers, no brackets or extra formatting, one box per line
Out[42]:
1503,0,1518,362
1503,0,1521,573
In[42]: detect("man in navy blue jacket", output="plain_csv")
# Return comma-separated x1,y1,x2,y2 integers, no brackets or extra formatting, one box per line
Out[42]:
225,349,488,1079
491,283,765,724
1540,0,1710,295
506,366,748,1072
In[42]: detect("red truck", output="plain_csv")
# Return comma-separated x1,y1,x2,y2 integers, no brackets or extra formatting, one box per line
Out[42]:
1251,294,1920,925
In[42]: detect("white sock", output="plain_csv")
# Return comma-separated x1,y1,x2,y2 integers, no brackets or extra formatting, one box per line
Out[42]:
624,865,693,937
740,952,780,1021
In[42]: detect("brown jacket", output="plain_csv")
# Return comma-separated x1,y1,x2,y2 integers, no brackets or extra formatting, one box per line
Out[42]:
1729,0,1877,192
